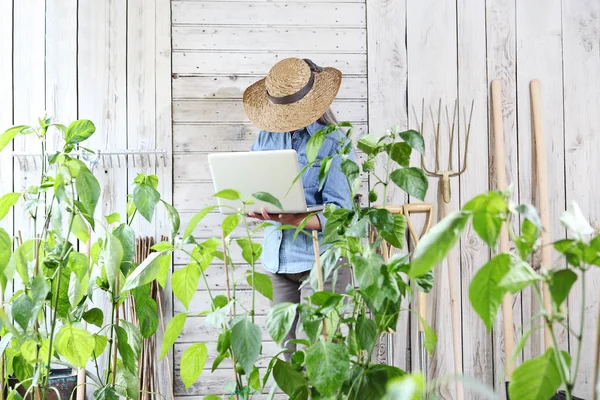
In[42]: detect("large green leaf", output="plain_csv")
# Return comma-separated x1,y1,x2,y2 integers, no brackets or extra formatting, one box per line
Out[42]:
356,134,383,156
115,359,138,399
184,205,217,239
318,157,333,191
380,213,407,250
55,324,95,367
172,263,201,309
65,119,96,145
113,223,135,273
468,254,512,331
0,192,21,221
390,167,428,201
367,208,395,233
116,326,136,374
9,239,34,284
386,373,425,400
83,308,104,328
68,271,88,308
0,125,27,152
231,316,262,375
94,386,119,400
156,253,172,289
253,192,283,210
12,294,34,330
181,343,208,389
222,213,241,237
121,252,161,292
75,166,100,228
417,315,437,356
463,191,507,247
273,359,307,396
104,234,124,289
133,183,161,223
399,130,425,154
246,271,273,300
306,129,328,162
93,334,108,358
387,142,412,167
213,189,241,200
305,341,349,396
549,269,577,308
357,316,377,353
71,213,90,243
409,211,470,278
498,261,541,294
133,285,158,338
354,253,384,288
0,228,11,291
160,313,187,360
120,320,143,359
508,349,562,400
162,200,180,238
266,302,297,345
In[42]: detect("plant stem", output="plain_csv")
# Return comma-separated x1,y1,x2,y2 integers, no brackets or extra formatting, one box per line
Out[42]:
105,293,116,386
111,274,120,386
571,270,586,389
241,212,256,324
593,289,600,400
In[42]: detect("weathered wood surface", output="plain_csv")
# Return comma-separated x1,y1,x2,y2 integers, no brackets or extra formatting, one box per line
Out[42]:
563,0,600,396
457,0,494,396
407,0,460,397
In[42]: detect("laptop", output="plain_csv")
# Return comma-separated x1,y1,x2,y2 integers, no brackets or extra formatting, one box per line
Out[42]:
208,150,324,215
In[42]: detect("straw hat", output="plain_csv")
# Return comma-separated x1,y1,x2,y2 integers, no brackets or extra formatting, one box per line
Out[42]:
243,58,342,132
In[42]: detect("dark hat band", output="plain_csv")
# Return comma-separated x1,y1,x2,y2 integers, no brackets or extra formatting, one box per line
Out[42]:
266,59,323,105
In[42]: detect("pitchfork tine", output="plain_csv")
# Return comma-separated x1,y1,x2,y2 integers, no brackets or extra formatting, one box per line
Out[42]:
459,99,475,174
414,100,434,175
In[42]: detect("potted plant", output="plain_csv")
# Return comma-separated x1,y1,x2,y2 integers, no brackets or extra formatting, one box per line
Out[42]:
0,117,178,399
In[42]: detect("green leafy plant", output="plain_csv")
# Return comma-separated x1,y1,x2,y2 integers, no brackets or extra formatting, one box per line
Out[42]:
409,189,600,400
160,123,437,399
0,117,178,399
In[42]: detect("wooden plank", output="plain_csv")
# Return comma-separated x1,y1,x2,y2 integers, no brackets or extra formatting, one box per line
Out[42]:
406,0,459,396
173,123,367,153
12,0,45,242
0,0,14,236
127,0,157,239
155,0,175,395
174,289,272,315
173,26,366,52
173,51,367,75
173,75,367,100
173,99,367,123
562,0,600,396
78,0,128,391
516,0,568,363
174,367,272,396
45,0,78,149
177,316,271,343
365,0,408,368
485,0,520,393
172,1,365,26
174,341,280,369
456,0,494,395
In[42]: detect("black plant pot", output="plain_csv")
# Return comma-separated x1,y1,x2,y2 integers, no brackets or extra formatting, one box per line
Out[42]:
7,369,79,400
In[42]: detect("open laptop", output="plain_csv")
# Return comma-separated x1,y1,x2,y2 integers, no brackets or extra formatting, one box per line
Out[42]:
208,149,324,215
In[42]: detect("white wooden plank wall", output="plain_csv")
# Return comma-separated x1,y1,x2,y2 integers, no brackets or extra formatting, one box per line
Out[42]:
170,0,368,396
0,0,173,398
171,1,600,399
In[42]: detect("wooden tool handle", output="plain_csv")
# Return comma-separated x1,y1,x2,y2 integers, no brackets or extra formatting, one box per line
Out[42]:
443,201,464,400
491,79,516,378
530,79,553,350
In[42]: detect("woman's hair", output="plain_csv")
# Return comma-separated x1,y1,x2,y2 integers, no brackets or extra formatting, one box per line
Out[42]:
317,108,338,126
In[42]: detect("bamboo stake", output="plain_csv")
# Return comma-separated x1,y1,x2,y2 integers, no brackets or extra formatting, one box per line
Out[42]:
491,79,516,381
530,79,553,350
311,230,327,341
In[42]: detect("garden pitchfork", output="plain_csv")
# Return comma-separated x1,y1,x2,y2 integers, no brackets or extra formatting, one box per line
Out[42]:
415,99,474,400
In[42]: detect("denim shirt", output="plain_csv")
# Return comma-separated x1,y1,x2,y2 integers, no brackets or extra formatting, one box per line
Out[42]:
250,121,355,274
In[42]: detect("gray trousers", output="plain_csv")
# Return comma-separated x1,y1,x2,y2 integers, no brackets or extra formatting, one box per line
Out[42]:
267,266,350,358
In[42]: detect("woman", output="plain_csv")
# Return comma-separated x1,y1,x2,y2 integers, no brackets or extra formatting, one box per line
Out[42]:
242,58,354,354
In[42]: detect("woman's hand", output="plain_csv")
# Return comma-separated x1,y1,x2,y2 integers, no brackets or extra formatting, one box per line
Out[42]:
248,207,321,230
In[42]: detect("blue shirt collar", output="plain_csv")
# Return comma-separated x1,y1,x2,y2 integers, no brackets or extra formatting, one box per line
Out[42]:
305,120,326,136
